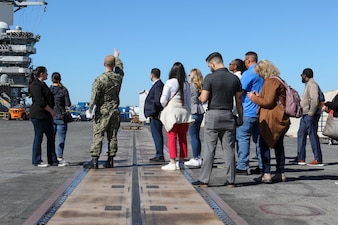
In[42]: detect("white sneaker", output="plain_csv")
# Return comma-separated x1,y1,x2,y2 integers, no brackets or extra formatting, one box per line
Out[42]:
335,180,338,185
58,159,69,167
161,163,176,171
36,162,49,168
176,161,185,170
184,158,201,167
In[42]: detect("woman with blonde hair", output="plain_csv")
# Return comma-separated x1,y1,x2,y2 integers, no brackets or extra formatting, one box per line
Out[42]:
185,68,205,167
247,60,290,183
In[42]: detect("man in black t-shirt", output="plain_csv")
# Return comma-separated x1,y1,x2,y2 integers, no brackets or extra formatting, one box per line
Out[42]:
192,52,243,187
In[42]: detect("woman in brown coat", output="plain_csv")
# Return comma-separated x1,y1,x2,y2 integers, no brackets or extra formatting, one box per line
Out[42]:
247,60,290,183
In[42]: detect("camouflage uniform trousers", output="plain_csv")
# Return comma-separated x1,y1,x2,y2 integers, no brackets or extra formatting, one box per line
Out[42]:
90,113,120,157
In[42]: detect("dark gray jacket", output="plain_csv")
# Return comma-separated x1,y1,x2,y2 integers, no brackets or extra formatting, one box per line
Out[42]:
50,85,71,120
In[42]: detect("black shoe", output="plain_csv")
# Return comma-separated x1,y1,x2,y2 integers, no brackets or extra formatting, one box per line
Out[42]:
191,180,208,187
253,176,262,183
250,167,262,175
236,169,248,175
83,157,99,169
104,156,114,168
149,156,165,162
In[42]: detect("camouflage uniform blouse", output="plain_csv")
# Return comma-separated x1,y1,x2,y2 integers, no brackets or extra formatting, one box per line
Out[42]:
89,58,124,118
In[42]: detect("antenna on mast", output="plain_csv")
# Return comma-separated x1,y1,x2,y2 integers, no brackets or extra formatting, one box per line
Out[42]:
0,0,48,111
0,0,48,25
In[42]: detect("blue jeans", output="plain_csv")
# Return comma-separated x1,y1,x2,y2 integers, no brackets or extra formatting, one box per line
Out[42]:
236,116,262,170
31,118,57,165
297,114,323,162
53,119,68,159
260,134,285,174
189,113,204,158
150,117,164,158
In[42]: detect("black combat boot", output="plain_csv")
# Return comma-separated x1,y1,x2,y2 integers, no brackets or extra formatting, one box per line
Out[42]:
83,157,99,169
104,156,114,168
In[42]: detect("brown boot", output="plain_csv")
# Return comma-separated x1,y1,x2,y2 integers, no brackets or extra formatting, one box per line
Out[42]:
272,173,286,182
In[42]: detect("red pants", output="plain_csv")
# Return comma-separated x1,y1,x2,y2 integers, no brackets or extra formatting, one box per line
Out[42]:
166,123,189,159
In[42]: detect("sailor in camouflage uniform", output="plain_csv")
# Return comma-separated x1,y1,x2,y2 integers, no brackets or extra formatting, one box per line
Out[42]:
85,49,124,169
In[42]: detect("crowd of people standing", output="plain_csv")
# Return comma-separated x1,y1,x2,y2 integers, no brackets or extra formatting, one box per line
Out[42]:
144,50,337,187
27,49,337,187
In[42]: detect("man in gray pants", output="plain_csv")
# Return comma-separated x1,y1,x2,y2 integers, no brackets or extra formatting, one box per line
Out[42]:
192,52,243,187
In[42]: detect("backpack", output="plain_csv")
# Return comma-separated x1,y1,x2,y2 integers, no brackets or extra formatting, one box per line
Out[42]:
272,76,303,118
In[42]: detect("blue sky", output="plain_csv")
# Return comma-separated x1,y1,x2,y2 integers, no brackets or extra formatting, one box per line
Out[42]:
13,0,338,107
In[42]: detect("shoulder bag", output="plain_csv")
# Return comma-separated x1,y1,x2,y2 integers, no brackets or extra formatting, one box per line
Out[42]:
322,110,338,140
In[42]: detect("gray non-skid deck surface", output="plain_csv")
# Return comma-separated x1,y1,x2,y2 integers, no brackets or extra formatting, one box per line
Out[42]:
47,126,226,225
1,120,338,225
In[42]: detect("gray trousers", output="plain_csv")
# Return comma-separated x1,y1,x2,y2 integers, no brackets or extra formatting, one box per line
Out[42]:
198,110,236,184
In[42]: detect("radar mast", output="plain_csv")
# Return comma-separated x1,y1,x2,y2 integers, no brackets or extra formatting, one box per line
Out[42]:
0,0,48,112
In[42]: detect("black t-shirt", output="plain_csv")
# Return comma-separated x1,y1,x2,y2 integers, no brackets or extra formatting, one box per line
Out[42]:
203,68,242,110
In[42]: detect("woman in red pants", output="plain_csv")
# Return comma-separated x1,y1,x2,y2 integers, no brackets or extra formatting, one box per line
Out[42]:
160,62,194,171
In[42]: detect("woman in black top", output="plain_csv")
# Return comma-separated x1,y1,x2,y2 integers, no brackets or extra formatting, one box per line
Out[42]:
50,72,72,166
28,66,57,167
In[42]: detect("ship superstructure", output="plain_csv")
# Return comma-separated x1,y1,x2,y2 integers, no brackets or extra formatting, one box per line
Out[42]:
0,0,47,111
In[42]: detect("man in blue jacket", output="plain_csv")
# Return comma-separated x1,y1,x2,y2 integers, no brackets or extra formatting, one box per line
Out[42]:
144,68,165,162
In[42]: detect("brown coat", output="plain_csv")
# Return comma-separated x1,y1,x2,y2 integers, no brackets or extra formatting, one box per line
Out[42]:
251,77,290,147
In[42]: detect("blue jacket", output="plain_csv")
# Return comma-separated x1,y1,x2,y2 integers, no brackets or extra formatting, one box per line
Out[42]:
144,79,164,118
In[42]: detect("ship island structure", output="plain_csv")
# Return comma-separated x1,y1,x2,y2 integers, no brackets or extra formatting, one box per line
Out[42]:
0,0,47,114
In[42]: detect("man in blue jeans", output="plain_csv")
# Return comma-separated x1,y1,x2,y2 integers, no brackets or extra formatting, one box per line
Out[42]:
144,68,165,162
294,68,324,166
236,51,264,175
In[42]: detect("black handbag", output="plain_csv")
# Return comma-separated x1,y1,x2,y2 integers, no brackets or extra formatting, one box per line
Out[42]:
62,111,73,123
